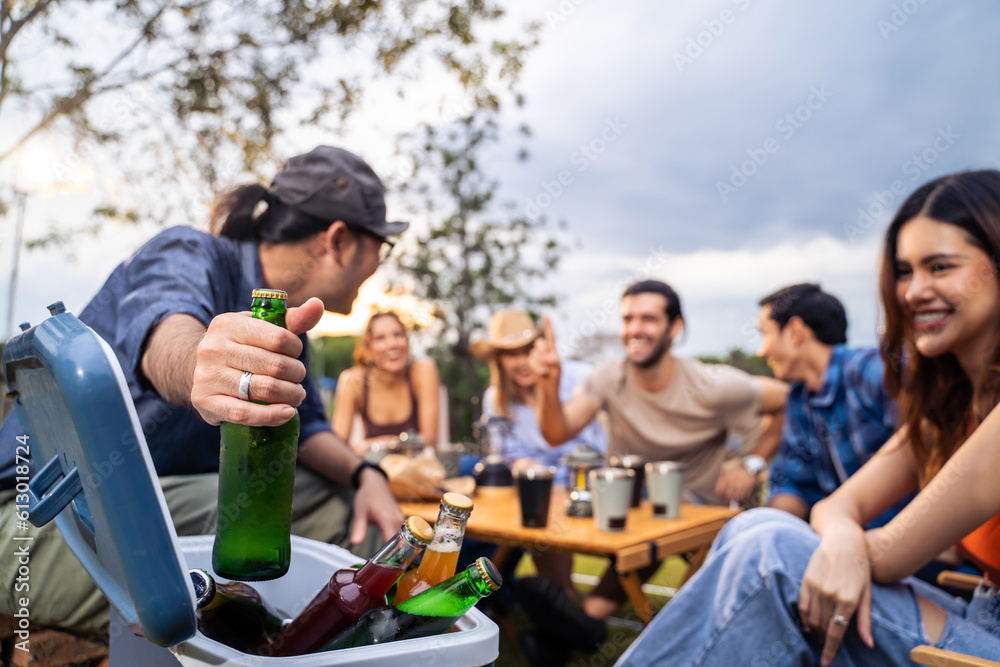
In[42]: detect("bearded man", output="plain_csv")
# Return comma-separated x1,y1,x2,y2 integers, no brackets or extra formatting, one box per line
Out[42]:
514,280,788,661
534,279,788,506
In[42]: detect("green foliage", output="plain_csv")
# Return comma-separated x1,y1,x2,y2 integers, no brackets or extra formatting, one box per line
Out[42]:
698,348,773,377
93,205,140,222
24,221,103,252
431,348,491,444
312,335,358,383
0,0,538,242
392,110,565,441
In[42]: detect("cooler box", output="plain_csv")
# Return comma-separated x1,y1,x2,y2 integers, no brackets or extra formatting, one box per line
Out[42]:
4,304,498,666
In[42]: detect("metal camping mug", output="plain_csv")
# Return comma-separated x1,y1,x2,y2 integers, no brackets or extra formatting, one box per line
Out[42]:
645,461,685,519
589,467,634,532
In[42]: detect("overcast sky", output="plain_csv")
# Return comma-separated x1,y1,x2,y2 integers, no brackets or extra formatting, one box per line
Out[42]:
3,0,1000,360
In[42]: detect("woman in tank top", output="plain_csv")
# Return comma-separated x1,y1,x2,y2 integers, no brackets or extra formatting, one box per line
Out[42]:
332,311,440,454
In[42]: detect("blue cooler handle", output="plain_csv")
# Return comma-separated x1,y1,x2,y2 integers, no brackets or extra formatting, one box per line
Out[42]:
27,456,83,527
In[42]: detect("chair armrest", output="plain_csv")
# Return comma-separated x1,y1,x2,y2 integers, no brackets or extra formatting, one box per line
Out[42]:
911,646,1000,667
937,571,985,591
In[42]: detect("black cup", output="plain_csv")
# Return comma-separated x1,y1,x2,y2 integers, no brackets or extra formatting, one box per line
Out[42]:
513,466,555,528
609,454,647,508
473,454,514,487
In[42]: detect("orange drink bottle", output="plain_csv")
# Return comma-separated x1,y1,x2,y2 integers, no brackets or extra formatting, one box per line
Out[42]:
394,492,473,604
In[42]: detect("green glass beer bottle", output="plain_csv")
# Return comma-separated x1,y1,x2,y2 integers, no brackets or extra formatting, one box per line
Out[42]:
189,569,288,654
321,557,502,651
213,289,299,581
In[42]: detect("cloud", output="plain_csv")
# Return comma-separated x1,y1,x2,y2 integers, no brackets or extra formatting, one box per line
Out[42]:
495,0,1000,257
550,232,884,358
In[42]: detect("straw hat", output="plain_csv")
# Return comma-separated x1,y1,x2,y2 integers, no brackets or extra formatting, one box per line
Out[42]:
470,310,540,360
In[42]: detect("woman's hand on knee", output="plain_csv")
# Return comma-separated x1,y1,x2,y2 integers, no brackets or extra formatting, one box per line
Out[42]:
798,530,876,665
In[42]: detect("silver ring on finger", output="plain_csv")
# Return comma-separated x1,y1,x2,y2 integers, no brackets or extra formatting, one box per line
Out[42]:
238,370,253,401
832,614,848,627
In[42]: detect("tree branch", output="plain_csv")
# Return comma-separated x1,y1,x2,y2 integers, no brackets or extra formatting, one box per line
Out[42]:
93,1,173,83
0,0,58,62
0,41,8,109
0,0,174,163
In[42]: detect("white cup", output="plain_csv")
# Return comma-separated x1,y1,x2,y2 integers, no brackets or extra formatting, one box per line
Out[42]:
646,461,685,519
589,467,635,531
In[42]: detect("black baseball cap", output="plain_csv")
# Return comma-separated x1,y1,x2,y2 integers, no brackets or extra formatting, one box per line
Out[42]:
270,146,408,238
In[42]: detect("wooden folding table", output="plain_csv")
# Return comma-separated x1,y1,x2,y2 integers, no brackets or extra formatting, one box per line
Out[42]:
401,486,735,623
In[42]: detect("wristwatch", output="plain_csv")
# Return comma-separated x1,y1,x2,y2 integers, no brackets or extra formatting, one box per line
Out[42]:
350,460,388,490
742,454,767,476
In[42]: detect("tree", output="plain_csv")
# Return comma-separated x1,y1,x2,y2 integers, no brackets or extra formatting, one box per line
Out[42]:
698,348,773,377
392,111,566,441
0,0,536,233
2,0,555,440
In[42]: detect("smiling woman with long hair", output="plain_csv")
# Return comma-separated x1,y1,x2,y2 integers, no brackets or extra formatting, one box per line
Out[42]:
332,311,440,454
616,170,1000,666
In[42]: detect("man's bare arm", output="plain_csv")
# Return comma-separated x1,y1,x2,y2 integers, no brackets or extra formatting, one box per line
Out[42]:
141,314,205,407
537,387,601,447
757,376,789,415
749,411,784,460
142,299,325,427
769,492,808,519
531,316,600,445
747,376,788,460
298,431,404,543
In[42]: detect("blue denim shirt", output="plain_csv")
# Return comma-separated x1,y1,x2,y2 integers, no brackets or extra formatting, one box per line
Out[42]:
482,360,606,486
767,345,907,527
0,226,330,488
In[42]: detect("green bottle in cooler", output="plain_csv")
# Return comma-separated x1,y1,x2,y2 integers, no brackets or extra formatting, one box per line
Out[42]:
321,557,502,650
213,288,299,581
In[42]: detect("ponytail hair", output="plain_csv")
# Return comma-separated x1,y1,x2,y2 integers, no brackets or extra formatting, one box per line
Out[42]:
209,183,336,243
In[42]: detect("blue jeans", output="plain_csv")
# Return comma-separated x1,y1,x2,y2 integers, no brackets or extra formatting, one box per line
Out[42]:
616,508,1000,666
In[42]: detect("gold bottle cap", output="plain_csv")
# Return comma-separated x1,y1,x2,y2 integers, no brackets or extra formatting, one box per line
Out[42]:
405,516,434,544
251,288,288,300
475,557,502,592
442,492,473,511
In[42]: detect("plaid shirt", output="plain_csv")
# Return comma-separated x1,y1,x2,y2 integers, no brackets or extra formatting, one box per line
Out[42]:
767,345,907,527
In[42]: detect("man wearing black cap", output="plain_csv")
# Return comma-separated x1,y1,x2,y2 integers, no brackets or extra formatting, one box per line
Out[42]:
0,146,406,636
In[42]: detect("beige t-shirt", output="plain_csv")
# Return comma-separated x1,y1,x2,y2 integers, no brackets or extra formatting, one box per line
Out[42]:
580,357,761,505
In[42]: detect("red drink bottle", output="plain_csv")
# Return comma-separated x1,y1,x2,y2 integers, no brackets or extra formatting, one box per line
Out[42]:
322,557,502,651
269,516,433,656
